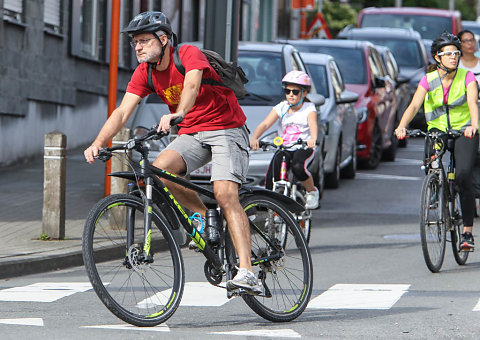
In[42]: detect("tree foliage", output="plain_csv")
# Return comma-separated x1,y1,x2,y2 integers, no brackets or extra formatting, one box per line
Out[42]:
322,1,357,37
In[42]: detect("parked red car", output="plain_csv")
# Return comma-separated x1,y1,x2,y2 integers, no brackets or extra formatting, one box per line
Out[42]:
287,39,398,169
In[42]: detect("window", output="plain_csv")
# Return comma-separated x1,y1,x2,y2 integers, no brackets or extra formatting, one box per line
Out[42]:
71,0,107,61
329,61,344,99
44,0,63,34
3,0,24,23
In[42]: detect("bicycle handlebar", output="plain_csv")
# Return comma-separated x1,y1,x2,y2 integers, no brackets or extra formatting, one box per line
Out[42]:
96,116,184,162
406,129,464,138
258,138,318,151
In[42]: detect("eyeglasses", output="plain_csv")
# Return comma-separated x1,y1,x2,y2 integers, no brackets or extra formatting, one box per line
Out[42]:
461,38,476,44
437,50,461,58
130,37,156,48
283,88,301,95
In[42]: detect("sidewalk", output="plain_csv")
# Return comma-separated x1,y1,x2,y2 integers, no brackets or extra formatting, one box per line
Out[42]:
0,146,105,278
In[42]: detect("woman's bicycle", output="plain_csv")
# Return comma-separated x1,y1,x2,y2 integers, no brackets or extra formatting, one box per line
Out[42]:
407,129,470,273
258,137,315,244
82,122,313,326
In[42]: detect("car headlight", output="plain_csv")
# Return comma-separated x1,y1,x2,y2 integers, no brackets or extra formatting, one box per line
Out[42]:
132,126,170,152
356,107,368,124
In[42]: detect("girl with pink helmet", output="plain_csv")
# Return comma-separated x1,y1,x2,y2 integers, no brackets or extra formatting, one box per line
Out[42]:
249,70,320,209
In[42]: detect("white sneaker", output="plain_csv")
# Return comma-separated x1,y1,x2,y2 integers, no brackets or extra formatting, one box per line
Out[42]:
305,187,319,209
226,268,262,295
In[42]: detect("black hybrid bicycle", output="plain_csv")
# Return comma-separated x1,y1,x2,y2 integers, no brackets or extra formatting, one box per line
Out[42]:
408,129,469,273
82,122,313,326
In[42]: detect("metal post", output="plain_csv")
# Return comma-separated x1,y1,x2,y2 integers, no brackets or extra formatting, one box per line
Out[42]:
105,0,121,197
204,0,240,63
42,131,66,240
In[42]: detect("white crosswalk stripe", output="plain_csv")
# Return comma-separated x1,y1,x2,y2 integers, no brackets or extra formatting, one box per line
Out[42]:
308,284,410,310
0,282,92,302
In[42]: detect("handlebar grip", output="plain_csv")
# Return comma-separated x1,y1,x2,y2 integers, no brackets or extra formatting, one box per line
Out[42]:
170,116,184,126
96,149,112,162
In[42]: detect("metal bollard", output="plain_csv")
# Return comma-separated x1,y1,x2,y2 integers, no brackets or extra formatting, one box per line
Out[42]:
42,131,66,240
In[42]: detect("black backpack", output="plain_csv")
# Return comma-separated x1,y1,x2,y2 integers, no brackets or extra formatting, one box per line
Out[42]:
147,46,249,99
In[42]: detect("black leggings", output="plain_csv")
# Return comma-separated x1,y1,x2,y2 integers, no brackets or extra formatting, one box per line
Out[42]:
265,148,314,190
425,132,479,226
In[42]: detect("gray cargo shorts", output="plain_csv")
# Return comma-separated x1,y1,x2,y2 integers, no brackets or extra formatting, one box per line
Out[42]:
164,125,250,184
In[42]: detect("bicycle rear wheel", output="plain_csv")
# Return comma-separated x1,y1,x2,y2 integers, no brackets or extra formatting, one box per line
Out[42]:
420,173,447,273
82,194,185,326
239,194,313,322
450,191,469,265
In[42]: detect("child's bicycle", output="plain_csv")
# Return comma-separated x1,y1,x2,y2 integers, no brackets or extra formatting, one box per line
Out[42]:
407,129,470,273
82,121,313,326
258,137,316,244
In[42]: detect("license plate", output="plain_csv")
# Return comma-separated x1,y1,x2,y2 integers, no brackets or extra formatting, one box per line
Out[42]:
190,163,212,177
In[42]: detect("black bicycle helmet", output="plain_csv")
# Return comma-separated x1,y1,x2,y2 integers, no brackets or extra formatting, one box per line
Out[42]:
121,11,172,36
431,31,461,57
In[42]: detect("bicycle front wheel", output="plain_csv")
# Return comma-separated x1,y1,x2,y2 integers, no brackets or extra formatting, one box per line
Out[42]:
450,191,469,265
239,194,313,322
420,173,447,273
82,194,185,326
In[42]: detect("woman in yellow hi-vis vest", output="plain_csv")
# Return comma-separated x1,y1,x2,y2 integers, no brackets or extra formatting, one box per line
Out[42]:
396,31,479,251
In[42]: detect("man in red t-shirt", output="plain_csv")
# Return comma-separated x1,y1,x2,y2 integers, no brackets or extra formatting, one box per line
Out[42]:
84,11,260,294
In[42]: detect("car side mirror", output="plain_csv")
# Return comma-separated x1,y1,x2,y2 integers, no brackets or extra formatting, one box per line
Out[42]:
373,76,386,88
336,90,358,104
307,93,326,106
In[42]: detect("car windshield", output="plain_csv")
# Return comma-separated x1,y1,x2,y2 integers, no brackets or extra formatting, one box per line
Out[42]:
294,45,366,84
361,14,452,40
238,51,284,105
361,37,424,69
305,63,329,98
463,24,480,36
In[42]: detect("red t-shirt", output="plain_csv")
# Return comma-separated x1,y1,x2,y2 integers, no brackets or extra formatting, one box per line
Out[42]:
126,45,246,134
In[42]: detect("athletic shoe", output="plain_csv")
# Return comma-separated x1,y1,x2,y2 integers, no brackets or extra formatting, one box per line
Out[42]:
305,187,319,209
226,268,262,295
460,232,475,251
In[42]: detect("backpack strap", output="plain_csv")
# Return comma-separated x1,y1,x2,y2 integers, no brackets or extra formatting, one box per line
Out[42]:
147,63,155,92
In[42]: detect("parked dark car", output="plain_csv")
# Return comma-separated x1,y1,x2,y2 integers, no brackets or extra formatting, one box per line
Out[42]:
300,52,358,187
127,42,327,198
337,26,428,131
283,39,398,168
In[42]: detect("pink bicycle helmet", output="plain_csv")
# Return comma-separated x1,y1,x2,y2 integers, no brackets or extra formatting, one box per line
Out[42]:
282,70,311,89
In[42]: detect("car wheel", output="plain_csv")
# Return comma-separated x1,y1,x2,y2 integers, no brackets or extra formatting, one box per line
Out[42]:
340,141,356,179
359,121,382,169
382,129,398,162
325,143,340,189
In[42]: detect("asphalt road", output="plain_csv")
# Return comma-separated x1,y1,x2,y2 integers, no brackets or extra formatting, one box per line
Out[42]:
0,137,480,339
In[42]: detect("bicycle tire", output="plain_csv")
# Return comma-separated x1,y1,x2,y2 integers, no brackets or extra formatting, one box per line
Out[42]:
450,191,469,265
294,189,311,244
420,173,447,273
82,194,185,326
238,194,313,322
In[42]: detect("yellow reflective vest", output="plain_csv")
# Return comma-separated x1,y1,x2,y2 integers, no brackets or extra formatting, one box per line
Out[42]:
424,68,470,132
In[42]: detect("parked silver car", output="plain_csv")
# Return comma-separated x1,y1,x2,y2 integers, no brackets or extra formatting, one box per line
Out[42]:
127,42,326,198
300,52,358,188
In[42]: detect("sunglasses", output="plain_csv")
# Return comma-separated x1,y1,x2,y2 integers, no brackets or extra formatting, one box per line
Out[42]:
437,50,461,57
283,88,301,95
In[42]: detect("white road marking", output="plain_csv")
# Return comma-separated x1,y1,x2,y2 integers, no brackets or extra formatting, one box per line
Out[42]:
81,324,170,332
0,282,92,302
308,284,410,310
137,282,232,308
356,173,422,181
0,318,44,326
210,329,301,338
387,158,423,166
472,299,480,311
